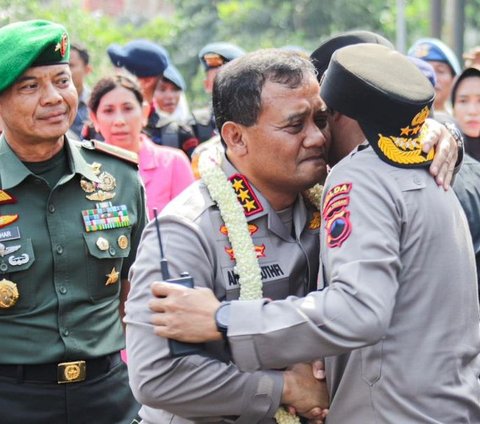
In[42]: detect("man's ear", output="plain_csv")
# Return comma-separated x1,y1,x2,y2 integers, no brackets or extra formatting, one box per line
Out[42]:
221,121,248,156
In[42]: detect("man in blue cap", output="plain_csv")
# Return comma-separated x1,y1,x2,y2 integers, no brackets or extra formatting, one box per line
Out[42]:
108,39,199,157
408,37,461,114
0,19,146,423
191,42,245,142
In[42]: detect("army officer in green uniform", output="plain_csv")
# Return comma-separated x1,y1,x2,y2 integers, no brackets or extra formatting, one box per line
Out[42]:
0,20,146,423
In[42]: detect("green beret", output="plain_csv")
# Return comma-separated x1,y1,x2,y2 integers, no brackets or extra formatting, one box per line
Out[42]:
0,20,70,93
320,43,435,168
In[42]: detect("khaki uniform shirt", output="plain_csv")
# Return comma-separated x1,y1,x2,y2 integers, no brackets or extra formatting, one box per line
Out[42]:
227,145,480,423
126,155,320,423
0,136,146,363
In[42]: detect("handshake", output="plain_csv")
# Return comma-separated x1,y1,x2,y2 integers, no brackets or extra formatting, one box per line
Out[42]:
281,361,329,423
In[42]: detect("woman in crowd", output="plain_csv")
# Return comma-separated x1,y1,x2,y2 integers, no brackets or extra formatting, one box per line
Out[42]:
452,67,480,161
153,64,191,123
89,74,195,219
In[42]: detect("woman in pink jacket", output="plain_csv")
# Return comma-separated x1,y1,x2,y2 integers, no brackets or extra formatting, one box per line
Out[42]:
88,75,194,219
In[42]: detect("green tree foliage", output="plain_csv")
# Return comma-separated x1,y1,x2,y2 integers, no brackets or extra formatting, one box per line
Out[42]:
0,0,474,106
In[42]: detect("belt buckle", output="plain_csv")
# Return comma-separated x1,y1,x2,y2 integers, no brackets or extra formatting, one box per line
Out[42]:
57,360,86,384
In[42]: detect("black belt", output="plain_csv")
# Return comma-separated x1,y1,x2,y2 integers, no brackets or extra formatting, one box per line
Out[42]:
0,352,121,384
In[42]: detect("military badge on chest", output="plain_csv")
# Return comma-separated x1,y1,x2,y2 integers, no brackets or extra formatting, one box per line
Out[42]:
80,162,116,202
0,190,26,308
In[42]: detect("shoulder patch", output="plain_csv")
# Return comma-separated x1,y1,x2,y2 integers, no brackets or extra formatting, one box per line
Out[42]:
81,140,138,166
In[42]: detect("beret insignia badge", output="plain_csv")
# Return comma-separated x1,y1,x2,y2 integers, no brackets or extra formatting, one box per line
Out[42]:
377,106,434,166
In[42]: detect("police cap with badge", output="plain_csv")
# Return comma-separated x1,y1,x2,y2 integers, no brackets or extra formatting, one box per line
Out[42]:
408,37,461,76
198,42,245,70
320,43,435,168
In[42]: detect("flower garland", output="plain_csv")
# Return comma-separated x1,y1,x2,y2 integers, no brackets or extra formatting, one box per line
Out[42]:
199,148,323,424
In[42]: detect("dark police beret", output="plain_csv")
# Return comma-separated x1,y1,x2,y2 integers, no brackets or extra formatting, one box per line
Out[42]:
198,42,245,70
408,38,461,76
107,39,168,78
310,30,393,80
163,64,186,91
451,67,480,104
321,43,435,168
0,19,70,93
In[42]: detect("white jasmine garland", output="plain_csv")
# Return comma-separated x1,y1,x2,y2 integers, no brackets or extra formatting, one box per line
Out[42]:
199,148,323,424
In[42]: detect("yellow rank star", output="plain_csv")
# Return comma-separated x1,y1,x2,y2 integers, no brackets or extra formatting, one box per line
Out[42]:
105,267,119,286
244,199,256,212
232,179,244,191
400,126,411,136
238,189,250,201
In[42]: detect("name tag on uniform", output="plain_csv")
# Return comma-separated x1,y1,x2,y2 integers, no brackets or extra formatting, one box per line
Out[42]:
0,226,21,242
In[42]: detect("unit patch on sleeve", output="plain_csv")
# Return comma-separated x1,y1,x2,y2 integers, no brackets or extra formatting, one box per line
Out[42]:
323,183,352,248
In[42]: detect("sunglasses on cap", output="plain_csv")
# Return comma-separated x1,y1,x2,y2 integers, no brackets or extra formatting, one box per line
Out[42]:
203,53,226,69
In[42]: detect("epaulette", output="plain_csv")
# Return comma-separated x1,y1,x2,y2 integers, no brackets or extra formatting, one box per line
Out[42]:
80,139,139,166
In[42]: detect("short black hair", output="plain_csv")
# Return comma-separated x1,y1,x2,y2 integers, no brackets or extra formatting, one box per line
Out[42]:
71,42,90,66
212,49,317,138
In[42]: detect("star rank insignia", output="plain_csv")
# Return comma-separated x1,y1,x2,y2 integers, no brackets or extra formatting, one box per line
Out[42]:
228,174,263,217
105,267,119,286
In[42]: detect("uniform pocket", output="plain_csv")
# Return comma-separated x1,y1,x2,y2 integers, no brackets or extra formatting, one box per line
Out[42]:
0,238,36,311
83,230,131,301
361,339,384,385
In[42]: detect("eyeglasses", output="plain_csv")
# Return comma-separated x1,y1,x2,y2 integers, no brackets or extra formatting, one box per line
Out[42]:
203,53,225,69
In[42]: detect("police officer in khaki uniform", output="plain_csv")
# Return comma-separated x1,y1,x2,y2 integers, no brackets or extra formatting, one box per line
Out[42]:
149,45,480,423
0,20,146,423
125,49,329,423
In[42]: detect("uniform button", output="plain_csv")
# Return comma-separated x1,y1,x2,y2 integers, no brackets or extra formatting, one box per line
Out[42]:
63,329,70,337
109,247,116,256
48,204,56,213
59,286,67,295
56,245,64,254
0,263,7,272
34,178,42,185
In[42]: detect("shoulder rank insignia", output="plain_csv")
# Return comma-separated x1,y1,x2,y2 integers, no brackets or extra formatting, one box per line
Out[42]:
323,183,352,248
81,139,138,166
228,174,264,217
308,211,321,231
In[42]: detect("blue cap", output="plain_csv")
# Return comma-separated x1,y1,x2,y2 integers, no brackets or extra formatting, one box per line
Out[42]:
163,64,186,91
198,42,245,69
408,38,461,76
107,39,168,78
407,56,437,87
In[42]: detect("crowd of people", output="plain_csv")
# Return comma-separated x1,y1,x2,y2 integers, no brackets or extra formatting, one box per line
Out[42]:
0,16,479,424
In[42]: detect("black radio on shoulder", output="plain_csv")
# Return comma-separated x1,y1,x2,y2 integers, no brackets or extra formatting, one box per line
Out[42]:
153,209,203,357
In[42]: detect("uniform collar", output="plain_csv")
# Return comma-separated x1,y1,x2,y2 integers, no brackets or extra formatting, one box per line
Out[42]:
0,135,99,189
220,153,310,241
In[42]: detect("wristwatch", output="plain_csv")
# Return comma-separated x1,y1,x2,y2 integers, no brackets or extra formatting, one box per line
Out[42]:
215,301,231,342
442,121,464,166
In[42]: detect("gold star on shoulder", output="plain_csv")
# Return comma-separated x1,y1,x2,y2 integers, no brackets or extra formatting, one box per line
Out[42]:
105,267,119,286
232,179,244,191
244,199,256,212
238,189,251,201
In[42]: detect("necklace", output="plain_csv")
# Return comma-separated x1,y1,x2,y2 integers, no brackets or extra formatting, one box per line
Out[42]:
199,148,322,424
